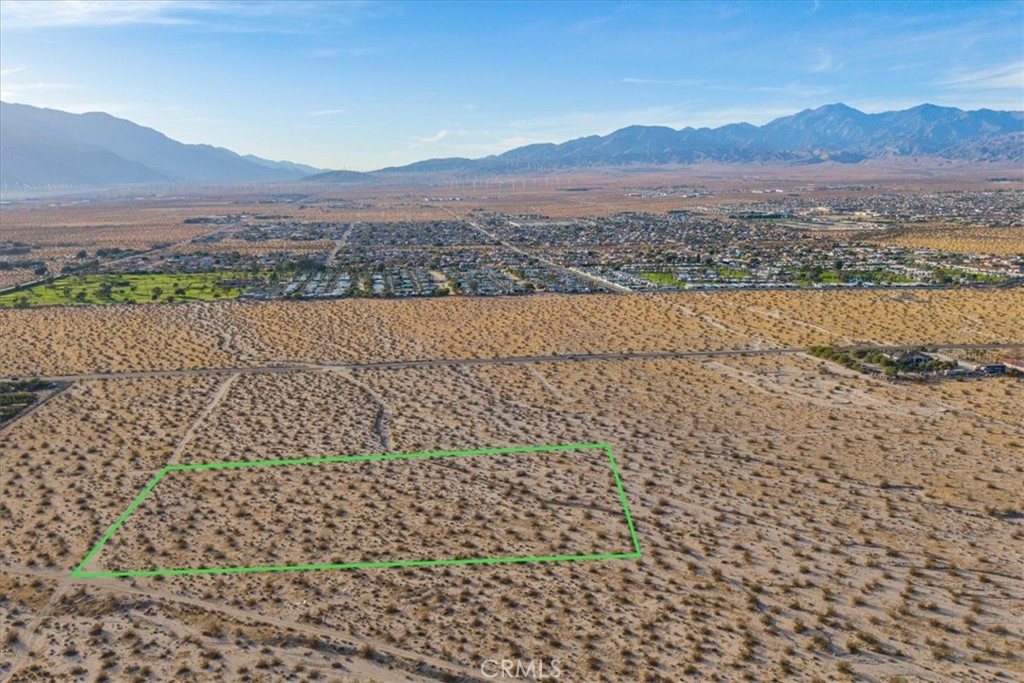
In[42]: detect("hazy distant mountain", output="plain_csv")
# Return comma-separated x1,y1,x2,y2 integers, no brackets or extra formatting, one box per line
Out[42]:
4,101,1019,190
0,101,325,189
241,155,324,176
374,103,1024,174
938,131,1024,163
303,169,374,183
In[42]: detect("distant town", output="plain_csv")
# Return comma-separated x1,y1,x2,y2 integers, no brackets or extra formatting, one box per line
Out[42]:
2,188,1020,308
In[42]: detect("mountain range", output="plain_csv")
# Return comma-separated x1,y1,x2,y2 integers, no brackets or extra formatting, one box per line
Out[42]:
368,103,1023,177
0,101,324,189
1,101,1021,189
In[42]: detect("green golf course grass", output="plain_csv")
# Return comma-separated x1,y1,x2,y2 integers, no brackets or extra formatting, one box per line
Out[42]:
0,272,258,308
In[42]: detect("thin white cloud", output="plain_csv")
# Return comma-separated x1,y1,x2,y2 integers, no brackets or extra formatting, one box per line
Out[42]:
940,61,1024,91
621,77,706,86
0,80,82,101
410,129,449,144
3,81,80,91
308,47,378,58
0,65,27,78
809,48,842,73
0,1,201,29
309,108,346,117
0,0,389,31
716,5,744,20
623,79,831,100
747,83,834,99
568,16,611,35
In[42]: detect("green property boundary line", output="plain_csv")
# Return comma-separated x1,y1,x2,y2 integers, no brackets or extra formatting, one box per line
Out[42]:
71,442,641,579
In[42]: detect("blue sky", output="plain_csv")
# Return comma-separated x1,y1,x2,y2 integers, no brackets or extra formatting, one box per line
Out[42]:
1,0,1021,170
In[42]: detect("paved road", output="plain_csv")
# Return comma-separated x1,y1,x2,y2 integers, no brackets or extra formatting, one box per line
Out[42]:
21,342,1024,383
329,222,355,262
443,208,631,293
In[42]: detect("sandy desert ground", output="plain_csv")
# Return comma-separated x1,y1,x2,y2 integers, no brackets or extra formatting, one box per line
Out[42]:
1,289,1023,377
1,287,1022,682
867,226,1024,257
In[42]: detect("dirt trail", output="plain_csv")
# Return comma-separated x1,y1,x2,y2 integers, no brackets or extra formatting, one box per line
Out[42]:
0,562,486,682
2,375,238,680
663,295,779,349
14,342,1024,385
167,372,240,466
2,573,77,681
334,369,393,451
523,364,568,403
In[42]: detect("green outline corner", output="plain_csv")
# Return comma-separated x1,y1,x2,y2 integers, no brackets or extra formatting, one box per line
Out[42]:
71,442,641,579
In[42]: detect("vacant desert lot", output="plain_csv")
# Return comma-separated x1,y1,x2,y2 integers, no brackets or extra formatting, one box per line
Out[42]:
86,445,636,576
1,292,1022,682
868,226,1024,257
1,288,1022,377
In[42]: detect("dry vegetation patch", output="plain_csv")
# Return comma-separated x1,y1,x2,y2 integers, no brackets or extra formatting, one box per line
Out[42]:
0,375,223,569
171,238,335,256
86,446,634,575
672,288,1024,347
2,291,1022,681
3,288,1021,377
175,370,385,464
870,226,1024,256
